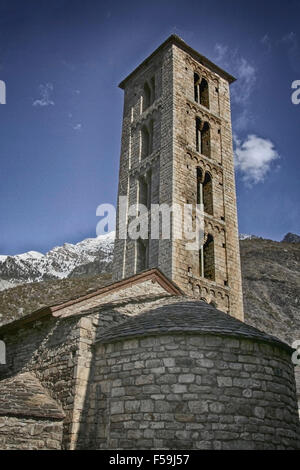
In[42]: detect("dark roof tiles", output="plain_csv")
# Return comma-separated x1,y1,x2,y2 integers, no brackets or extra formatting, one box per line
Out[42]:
97,299,291,352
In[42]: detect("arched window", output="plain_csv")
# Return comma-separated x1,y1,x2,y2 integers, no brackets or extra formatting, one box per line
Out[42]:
194,74,209,109
143,82,151,112
141,126,150,158
199,234,215,280
203,234,215,280
143,77,155,112
136,238,148,272
200,78,209,108
201,122,210,157
196,167,203,206
150,76,155,104
203,172,213,215
196,119,210,158
0,340,6,365
196,169,213,215
139,172,151,209
141,121,154,159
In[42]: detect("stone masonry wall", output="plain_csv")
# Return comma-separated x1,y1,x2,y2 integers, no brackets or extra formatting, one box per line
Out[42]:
113,42,174,281
172,44,244,320
82,333,300,450
0,316,80,449
0,416,63,450
0,292,175,449
112,38,244,321
0,309,129,450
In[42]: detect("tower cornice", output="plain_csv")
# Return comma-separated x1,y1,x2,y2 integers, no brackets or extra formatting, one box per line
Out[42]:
119,35,236,90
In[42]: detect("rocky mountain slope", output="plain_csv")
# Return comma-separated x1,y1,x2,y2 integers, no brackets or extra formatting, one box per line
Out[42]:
0,274,112,326
240,237,300,345
242,235,300,408
0,233,299,348
0,231,114,291
282,233,300,244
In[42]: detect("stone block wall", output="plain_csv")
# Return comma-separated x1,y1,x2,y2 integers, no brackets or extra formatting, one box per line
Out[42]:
113,41,174,280
172,44,244,320
0,316,80,449
112,37,244,321
0,307,130,449
81,333,300,450
0,291,174,449
0,416,63,450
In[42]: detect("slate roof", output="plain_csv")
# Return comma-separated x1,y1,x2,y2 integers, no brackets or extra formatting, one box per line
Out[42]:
0,372,65,420
97,299,291,352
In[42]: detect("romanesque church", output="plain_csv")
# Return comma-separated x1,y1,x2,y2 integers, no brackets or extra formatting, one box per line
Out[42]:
0,35,299,450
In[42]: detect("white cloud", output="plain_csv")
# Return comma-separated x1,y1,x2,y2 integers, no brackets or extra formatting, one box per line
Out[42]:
234,134,280,185
33,83,54,107
73,123,82,131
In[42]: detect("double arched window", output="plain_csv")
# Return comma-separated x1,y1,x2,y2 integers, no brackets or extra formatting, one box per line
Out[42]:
199,234,215,280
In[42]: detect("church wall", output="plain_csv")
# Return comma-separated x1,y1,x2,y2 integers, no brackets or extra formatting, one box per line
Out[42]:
0,316,81,449
0,309,131,450
0,416,63,450
82,333,300,450
0,281,176,449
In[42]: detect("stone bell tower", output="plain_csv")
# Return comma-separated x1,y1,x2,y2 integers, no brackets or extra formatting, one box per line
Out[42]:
112,35,244,321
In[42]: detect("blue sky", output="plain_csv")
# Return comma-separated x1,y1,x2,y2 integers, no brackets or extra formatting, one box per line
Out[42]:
0,0,299,255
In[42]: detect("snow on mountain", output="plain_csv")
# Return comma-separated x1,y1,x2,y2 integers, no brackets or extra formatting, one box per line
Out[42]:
15,251,44,261
239,234,256,240
0,231,115,291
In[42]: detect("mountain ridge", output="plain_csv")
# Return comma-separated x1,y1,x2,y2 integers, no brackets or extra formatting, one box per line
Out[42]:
0,232,299,348
0,231,115,291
